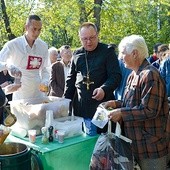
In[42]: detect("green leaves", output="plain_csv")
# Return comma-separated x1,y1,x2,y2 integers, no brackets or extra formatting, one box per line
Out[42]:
0,0,170,54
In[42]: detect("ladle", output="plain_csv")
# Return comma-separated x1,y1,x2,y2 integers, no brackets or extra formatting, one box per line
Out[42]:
3,106,17,127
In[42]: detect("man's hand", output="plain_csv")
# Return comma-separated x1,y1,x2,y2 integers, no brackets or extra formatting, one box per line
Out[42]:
92,88,105,101
39,83,49,92
7,64,22,78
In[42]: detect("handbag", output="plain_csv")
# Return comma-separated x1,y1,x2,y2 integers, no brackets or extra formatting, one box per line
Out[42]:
89,121,134,170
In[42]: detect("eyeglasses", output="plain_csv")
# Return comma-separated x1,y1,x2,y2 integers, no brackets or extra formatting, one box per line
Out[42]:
80,34,97,42
64,45,70,49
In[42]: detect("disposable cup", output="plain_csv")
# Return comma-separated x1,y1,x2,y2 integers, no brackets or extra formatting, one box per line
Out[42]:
57,130,65,143
28,130,36,143
45,110,54,127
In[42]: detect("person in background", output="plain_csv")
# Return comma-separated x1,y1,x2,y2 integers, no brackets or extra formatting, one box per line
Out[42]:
0,61,22,95
0,62,22,124
108,43,132,101
105,35,170,170
64,22,122,135
147,42,162,64
48,47,59,64
0,70,13,124
48,45,72,97
114,55,132,101
108,43,118,55
160,50,170,166
152,44,169,70
47,47,59,74
0,70,14,101
0,84,6,124
0,14,50,100
160,50,170,97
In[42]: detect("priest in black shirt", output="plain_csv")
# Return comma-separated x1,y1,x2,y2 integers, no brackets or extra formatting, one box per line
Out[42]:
64,22,122,135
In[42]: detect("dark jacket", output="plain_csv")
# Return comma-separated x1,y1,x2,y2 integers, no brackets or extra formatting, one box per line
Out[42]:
48,61,65,97
64,43,122,119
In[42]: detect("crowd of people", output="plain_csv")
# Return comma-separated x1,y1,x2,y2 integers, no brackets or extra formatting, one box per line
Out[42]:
0,14,170,170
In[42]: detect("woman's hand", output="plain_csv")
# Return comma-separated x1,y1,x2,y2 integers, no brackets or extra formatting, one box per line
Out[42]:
108,108,122,122
104,100,116,110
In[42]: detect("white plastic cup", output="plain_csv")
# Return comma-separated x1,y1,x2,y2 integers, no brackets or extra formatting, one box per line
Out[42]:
57,130,65,143
45,110,54,127
28,130,36,143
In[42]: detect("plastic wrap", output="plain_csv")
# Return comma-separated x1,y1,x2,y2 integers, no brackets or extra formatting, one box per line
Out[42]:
54,116,83,138
9,96,70,135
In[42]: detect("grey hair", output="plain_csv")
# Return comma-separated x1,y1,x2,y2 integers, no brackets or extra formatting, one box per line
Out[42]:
118,35,148,59
48,47,58,54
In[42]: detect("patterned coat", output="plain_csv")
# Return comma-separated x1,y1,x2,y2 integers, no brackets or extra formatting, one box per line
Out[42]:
120,59,169,160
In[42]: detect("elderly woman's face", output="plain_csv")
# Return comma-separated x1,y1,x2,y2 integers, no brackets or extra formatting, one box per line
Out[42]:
79,26,99,51
119,47,135,70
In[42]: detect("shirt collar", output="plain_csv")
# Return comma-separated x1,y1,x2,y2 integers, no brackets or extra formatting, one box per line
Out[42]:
61,60,71,67
23,34,37,47
137,59,150,74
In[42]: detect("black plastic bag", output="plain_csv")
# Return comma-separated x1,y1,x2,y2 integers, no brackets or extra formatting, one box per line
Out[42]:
90,121,134,170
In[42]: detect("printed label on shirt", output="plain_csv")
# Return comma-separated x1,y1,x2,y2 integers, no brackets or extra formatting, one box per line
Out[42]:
26,56,42,69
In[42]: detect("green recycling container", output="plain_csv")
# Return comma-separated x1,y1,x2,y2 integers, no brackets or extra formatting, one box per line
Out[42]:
0,142,31,170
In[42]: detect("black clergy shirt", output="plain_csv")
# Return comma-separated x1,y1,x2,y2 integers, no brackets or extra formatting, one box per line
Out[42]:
64,42,122,119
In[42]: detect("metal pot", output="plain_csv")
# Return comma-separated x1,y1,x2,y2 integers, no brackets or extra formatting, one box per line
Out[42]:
0,142,44,170
0,142,27,156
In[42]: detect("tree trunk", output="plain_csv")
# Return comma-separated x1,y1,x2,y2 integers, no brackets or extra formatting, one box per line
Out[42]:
94,0,103,32
78,0,88,23
1,0,16,40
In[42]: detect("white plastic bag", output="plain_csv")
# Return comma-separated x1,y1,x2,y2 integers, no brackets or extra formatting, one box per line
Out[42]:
54,116,83,138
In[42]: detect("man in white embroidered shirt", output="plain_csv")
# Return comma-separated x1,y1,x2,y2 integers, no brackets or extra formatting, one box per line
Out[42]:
0,15,50,100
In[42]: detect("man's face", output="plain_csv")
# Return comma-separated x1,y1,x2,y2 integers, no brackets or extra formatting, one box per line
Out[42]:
60,48,72,63
50,51,58,64
25,20,42,41
79,26,99,51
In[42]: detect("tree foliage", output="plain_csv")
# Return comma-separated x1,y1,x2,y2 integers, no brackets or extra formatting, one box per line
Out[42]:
0,0,170,54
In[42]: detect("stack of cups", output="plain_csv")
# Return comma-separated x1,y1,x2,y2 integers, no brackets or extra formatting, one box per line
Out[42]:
57,130,65,143
45,110,54,128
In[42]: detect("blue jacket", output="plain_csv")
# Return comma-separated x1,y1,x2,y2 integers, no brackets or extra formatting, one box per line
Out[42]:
114,59,131,100
160,56,170,97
